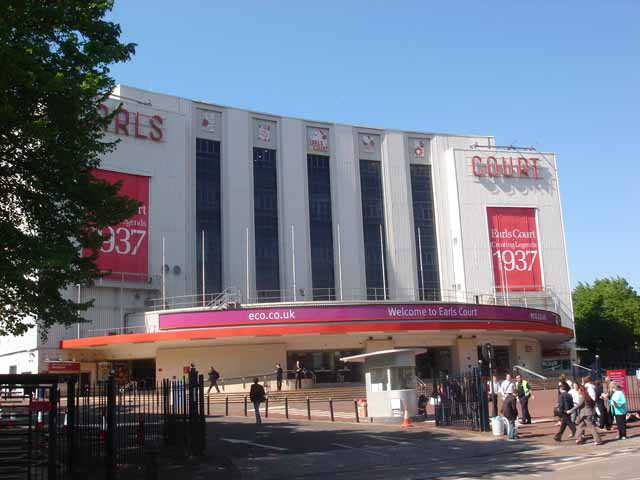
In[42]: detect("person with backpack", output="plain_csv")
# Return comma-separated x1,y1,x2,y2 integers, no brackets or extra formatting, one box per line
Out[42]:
554,383,576,442
249,377,266,425
207,366,220,393
515,374,535,424
568,385,602,445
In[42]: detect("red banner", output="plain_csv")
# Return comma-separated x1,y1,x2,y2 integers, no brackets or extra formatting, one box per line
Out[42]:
84,170,150,282
606,369,628,395
487,207,543,292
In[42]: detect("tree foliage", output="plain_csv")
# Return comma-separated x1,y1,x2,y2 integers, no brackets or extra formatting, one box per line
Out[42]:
0,1,137,336
573,277,640,361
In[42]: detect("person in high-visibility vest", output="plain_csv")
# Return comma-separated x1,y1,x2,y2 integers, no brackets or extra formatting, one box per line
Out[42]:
515,374,535,424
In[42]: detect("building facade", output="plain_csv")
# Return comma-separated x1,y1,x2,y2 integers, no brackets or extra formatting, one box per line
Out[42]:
0,85,575,386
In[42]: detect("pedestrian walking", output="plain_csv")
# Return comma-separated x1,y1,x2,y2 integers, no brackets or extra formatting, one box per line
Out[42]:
207,366,220,393
569,382,581,424
515,374,534,424
609,382,627,440
503,391,519,440
295,360,304,389
499,373,518,439
583,376,597,403
275,363,283,391
556,373,572,426
249,378,266,425
554,383,576,442
558,373,571,397
569,385,602,445
595,379,611,430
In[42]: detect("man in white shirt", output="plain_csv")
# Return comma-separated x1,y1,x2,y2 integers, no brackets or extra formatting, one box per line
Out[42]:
500,373,515,398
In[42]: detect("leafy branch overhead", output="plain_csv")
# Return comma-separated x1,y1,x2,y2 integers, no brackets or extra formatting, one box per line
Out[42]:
0,1,137,335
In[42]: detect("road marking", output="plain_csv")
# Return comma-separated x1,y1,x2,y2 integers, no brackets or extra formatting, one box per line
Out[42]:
331,443,355,449
363,434,409,445
220,438,288,451
555,456,610,471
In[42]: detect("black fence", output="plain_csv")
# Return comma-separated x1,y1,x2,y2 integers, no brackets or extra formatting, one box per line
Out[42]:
0,370,205,480
432,369,490,432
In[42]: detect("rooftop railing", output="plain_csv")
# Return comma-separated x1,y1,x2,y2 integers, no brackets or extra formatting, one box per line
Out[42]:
146,286,559,313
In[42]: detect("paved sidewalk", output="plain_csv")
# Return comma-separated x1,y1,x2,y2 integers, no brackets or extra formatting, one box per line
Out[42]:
155,415,640,479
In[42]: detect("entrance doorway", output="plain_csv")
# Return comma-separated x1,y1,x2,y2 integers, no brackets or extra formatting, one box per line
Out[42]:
112,359,156,389
477,346,511,376
286,350,364,383
415,347,452,379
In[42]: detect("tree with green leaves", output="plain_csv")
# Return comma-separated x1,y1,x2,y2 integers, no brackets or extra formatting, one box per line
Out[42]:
0,1,137,336
573,277,640,363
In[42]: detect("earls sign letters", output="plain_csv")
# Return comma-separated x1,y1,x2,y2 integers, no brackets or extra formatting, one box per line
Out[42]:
99,103,164,142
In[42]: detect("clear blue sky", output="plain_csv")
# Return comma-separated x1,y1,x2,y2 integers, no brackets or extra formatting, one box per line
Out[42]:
108,0,639,290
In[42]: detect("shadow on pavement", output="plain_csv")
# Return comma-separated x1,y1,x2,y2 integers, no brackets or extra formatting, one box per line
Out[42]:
158,417,581,480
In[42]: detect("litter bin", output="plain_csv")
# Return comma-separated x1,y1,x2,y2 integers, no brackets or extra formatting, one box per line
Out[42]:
357,399,368,418
491,416,505,436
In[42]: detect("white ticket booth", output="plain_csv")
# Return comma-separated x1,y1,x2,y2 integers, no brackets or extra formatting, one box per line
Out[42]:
341,348,426,419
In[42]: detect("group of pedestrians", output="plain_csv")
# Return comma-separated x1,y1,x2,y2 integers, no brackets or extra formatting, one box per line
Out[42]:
555,374,628,445
490,373,535,439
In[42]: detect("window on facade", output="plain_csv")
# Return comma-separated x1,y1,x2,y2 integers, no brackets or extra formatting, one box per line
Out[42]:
196,138,222,295
307,154,335,300
410,164,440,301
359,160,387,300
253,148,280,301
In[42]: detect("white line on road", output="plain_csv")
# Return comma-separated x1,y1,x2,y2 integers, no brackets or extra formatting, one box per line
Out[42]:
331,443,355,449
220,437,288,451
363,434,409,445
555,456,611,472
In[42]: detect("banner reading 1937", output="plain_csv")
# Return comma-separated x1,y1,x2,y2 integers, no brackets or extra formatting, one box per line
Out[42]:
487,207,543,292
83,169,150,282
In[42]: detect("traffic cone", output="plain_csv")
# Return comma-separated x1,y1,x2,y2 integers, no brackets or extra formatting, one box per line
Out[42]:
401,406,413,428
62,410,68,433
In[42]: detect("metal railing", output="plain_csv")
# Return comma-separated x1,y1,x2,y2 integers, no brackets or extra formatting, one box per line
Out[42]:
212,369,317,391
147,287,241,311
146,286,560,313
85,325,154,337
513,365,547,380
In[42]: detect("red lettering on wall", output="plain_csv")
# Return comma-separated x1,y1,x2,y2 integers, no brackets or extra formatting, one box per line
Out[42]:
149,115,163,142
530,158,539,179
486,156,498,177
501,157,514,177
517,157,529,177
98,103,109,117
472,156,484,176
134,112,147,139
114,109,130,135
470,155,544,181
